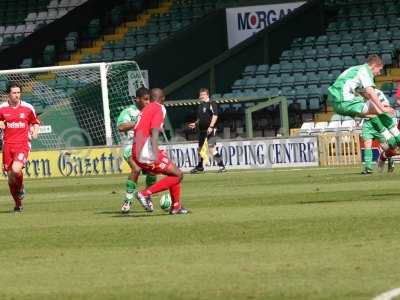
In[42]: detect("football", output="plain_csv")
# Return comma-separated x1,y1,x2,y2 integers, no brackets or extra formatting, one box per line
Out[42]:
159,193,172,211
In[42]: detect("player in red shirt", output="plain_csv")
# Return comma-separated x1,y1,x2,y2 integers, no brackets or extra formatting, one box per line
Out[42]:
0,82,40,212
132,88,189,215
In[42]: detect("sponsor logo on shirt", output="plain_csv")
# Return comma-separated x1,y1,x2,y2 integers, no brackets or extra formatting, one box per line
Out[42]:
19,113,25,118
7,121,26,128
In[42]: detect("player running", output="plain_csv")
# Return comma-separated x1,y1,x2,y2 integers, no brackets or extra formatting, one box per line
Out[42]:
0,82,40,212
328,55,400,150
361,88,395,174
132,88,189,215
117,87,157,213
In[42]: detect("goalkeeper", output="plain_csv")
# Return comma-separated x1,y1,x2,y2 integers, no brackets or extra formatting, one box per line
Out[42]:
117,87,157,213
361,88,396,174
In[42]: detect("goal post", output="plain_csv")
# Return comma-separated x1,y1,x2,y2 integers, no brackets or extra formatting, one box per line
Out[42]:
0,61,146,149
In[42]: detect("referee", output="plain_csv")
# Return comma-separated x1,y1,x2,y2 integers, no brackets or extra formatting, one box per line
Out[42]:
188,88,226,173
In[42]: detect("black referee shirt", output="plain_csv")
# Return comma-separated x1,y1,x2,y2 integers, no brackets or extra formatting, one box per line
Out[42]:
197,101,218,131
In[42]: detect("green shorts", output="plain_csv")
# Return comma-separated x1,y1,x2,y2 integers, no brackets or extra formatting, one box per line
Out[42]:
362,119,385,142
327,93,367,117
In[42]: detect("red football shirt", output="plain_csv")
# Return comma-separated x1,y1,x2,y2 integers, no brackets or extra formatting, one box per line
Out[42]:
133,102,166,163
0,101,40,144
396,84,400,98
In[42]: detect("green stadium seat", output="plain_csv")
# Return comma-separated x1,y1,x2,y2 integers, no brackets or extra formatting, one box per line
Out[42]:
319,71,333,84
316,48,329,59
343,56,357,68
242,65,257,77
381,53,392,65
315,35,328,48
255,64,269,76
307,72,319,85
281,74,294,87
364,31,379,43
268,64,280,75
292,61,306,73
268,75,281,88
317,58,331,71
305,59,318,72
255,77,269,89
232,79,244,90
330,57,344,71
292,49,304,61
280,62,293,74
293,73,307,86
244,77,257,89
341,43,354,56
327,33,342,45
295,86,308,101
125,48,136,59
341,32,353,44
280,50,292,61
291,37,303,48
302,36,316,47
304,48,317,60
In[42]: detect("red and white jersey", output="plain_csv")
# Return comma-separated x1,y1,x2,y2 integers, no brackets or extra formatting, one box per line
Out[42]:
133,102,166,163
0,101,40,144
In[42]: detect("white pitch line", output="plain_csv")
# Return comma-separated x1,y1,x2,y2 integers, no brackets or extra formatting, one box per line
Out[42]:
373,288,400,300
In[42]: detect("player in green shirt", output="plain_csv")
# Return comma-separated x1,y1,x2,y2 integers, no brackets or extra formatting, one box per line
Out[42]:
116,87,157,213
328,55,400,150
361,88,395,174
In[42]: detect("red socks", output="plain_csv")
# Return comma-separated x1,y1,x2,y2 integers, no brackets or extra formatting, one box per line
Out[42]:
381,148,397,161
8,171,23,207
141,176,181,208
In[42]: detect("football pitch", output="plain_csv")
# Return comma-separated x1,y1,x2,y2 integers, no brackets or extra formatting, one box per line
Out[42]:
1,167,400,300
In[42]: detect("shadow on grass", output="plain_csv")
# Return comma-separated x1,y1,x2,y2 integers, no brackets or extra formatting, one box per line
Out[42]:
299,195,398,205
0,210,12,214
112,212,170,218
96,210,170,218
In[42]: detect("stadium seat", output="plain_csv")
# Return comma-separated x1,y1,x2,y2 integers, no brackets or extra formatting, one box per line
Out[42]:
255,64,269,76
268,64,281,75
268,75,281,88
281,74,294,87
280,62,293,74
242,65,257,77
255,77,269,89
293,73,307,86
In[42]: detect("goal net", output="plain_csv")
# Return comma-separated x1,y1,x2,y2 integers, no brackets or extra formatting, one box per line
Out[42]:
0,61,146,149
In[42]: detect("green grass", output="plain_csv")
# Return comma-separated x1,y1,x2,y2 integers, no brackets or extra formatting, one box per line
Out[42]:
1,167,400,299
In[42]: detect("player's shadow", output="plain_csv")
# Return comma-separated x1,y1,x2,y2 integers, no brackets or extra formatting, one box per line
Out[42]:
96,210,169,218
0,210,13,214
368,193,400,197
112,212,170,218
299,195,398,205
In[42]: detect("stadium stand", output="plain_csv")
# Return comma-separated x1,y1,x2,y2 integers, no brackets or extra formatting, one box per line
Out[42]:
0,0,88,50
56,0,241,66
220,0,400,125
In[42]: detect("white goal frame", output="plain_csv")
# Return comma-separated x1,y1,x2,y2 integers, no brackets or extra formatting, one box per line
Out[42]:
0,61,145,147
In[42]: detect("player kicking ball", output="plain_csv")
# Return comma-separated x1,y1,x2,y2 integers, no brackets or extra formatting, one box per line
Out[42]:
361,88,396,174
0,82,40,212
328,54,400,156
132,88,189,215
117,87,157,213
